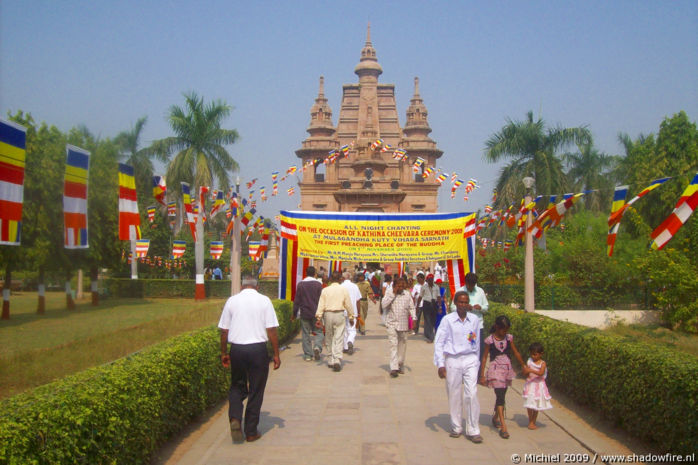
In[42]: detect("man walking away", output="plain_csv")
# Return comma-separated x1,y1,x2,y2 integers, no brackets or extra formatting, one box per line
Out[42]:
434,291,482,443
219,275,281,443
356,272,371,335
316,271,354,372
292,266,324,361
341,271,361,355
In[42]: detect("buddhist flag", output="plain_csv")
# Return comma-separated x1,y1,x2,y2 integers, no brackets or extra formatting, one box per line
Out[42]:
287,187,295,196
209,190,225,218
397,261,404,277
135,239,150,258
330,260,342,273
286,165,297,175
370,138,384,150
413,157,425,173
167,201,177,216
529,194,584,239
210,241,224,259
463,212,477,238
172,240,186,258
152,175,166,206
280,219,297,240
248,240,262,261
181,182,196,241
608,177,670,228
278,237,310,300
147,206,156,223
118,163,141,240
606,186,628,256
392,148,407,161
436,173,447,185
446,258,467,297
0,119,26,245
64,145,90,248
246,178,257,189
241,208,256,227
651,173,698,250
199,186,209,223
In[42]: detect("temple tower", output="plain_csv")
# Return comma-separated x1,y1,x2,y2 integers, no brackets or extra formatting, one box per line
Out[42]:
296,25,442,212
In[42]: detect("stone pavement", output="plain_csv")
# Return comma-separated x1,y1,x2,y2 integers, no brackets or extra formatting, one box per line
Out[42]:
161,303,642,465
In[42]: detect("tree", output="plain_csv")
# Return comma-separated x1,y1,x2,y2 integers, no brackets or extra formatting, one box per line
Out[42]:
563,142,617,212
152,92,239,299
484,111,591,206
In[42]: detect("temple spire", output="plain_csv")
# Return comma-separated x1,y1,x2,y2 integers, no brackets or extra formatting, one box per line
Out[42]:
366,22,371,44
414,77,421,98
318,75,325,99
354,23,382,80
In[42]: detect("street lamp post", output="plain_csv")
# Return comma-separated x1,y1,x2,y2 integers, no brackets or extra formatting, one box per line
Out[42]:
230,176,242,296
523,176,535,313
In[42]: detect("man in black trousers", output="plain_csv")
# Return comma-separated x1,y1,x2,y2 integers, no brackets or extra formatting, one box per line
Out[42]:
219,275,281,443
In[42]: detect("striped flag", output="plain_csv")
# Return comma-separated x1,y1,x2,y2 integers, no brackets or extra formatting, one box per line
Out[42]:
0,119,26,245
181,182,196,241
606,186,628,256
167,201,177,216
209,190,225,218
199,186,209,223
248,240,262,261
286,165,297,174
210,241,224,259
463,212,477,238
397,261,404,277
608,177,671,227
118,163,141,240
278,237,310,300
172,240,186,258
246,178,257,189
241,208,256,227
135,239,150,258
280,219,297,240
152,175,166,206
651,173,698,250
412,157,425,173
147,205,156,223
529,194,584,239
64,145,90,248
329,260,342,273
446,259,466,297
504,240,513,252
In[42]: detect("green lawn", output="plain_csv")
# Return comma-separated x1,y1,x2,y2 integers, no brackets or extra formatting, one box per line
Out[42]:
0,292,227,399
603,322,698,357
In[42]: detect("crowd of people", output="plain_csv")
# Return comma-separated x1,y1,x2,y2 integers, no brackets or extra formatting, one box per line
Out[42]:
216,265,552,445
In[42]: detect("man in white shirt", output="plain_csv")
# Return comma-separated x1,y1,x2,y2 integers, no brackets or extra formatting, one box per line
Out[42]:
341,271,361,355
411,271,424,334
316,271,355,372
434,291,483,443
219,275,280,444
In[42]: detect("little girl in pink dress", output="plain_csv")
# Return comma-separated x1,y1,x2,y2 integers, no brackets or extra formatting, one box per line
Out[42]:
522,342,552,429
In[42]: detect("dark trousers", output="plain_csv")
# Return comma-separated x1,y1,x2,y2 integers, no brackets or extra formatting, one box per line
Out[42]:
413,306,423,333
422,301,437,342
228,342,270,436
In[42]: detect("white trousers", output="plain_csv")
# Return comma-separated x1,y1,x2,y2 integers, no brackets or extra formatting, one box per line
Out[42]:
344,314,357,349
444,354,481,436
386,327,407,370
323,311,346,365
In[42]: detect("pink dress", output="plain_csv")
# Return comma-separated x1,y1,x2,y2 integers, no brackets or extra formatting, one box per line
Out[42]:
522,358,552,410
484,334,515,388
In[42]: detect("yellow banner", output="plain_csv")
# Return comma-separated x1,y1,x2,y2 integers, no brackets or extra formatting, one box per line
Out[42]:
280,211,475,262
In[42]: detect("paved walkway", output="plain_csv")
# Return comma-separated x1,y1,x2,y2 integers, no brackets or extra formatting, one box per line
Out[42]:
160,303,642,465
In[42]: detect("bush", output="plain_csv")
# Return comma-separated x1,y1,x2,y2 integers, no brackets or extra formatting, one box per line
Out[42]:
483,305,698,454
104,278,280,300
0,300,299,465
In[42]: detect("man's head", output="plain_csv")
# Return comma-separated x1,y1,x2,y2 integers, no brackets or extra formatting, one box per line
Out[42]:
426,273,434,285
394,277,407,294
342,271,352,282
384,274,392,283
356,272,365,282
241,275,258,289
416,271,425,283
465,272,478,292
330,271,343,283
453,291,470,314
306,266,316,278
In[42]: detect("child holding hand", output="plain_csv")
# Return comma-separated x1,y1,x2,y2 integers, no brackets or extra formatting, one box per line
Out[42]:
522,342,552,429
478,315,526,439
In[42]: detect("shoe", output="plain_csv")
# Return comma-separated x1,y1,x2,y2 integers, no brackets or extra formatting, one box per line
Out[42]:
466,434,483,444
343,349,349,353
313,348,321,360
360,329,366,335
229,418,244,444
499,430,510,439
390,370,399,378
347,342,354,355
303,356,313,361
449,431,461,438
333,363,341,372
246,433,262,442
398,365,405,374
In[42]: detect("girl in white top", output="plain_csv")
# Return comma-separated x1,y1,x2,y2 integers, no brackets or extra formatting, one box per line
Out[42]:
522,342,552,429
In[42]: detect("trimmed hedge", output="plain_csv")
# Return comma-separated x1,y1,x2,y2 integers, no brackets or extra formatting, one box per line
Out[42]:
0,300,299,465
483,305,698,454
104,278,279,300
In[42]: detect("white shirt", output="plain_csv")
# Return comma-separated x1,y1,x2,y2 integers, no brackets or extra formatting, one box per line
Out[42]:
449,285,489,329
341,279,361,317
411,282,423,308
433,311,481,368
218,288,279,344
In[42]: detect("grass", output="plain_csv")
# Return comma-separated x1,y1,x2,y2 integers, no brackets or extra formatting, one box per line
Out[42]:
603,322,698,357
0,291,227,399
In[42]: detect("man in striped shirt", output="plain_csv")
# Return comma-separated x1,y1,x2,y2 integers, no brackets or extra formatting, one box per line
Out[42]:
381,277,417,378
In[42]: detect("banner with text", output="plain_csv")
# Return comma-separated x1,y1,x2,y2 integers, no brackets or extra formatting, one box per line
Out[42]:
279,210,476,262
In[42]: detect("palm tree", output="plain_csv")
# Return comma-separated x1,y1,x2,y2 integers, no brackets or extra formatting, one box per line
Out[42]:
484,111,591,206
563,142,617,212
152,92,239,299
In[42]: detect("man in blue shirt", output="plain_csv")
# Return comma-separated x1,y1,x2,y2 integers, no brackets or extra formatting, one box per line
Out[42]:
434,291,483,443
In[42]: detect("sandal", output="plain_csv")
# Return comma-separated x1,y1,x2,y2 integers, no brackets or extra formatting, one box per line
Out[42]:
492,410,501,428
499,430,510,439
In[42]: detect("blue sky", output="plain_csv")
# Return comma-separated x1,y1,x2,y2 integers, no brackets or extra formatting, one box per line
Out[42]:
1,0,696,219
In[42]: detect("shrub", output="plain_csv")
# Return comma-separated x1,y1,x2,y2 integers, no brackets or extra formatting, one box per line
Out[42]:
483,305,698,454
0,301,299,465
104,278,280,300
